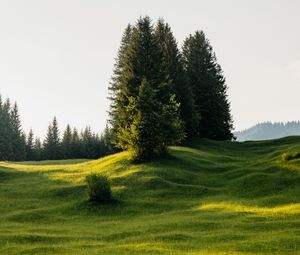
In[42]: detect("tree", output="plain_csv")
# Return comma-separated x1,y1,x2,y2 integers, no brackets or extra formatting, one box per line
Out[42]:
117,79,184,161
108,24,132,135
10,103,26,160
110,17,185,161
182,31,234,140
62,124,72,159
0,99,14,160
70,127,82,159
26,129,35,160
43,117,61,160
33,138,42,161
154,19,199,137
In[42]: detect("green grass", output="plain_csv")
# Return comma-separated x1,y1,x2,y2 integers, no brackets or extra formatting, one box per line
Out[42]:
1,137,300,254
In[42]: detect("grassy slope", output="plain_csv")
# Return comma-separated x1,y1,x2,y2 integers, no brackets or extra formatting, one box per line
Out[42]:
0,137,300,254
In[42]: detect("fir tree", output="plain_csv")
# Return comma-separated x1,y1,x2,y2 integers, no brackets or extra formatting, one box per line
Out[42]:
118,79,184,161
110,17,185,161
10,103,26,161
108,24,132,133
43,117,61,160
71,128,82,159
62,124,72,159
182,31,234,140
26,129,35,160
154,19,199,137
33,138,42,161
1,99,14,160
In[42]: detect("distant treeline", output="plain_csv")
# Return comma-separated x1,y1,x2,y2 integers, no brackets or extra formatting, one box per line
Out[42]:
235,121,300,141
0,95,114,161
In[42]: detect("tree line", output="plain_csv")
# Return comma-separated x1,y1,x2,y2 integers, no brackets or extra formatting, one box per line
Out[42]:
1,16,234,162
108,16,234,161
0,95,114,161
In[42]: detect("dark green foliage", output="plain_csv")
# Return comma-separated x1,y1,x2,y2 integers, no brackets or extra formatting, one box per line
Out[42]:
10,103,26,160
43,117,61,160
0,96,26,161
86,174,112,203
62,124,72,159
33,138,42,161
108,24,132,134
182,31,234,140
26,129,35,160
117,79,184,161
282,151,300,161
154,19,199,137
109,17,185,161
0,94,114,161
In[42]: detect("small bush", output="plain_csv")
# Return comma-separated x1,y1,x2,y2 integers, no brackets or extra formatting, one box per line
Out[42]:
282,152,300,161
86,174,112,203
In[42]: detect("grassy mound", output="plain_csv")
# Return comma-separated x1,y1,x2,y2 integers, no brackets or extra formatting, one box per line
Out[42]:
0,137,300,254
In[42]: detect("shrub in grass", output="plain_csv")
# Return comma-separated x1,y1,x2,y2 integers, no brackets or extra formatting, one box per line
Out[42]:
86,174,112,203
282,152,300,161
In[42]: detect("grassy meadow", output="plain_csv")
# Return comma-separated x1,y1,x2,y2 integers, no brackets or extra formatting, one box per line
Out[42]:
0,137,300,254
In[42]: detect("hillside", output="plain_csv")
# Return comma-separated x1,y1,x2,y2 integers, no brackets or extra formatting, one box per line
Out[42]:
235,121,300,141
0,137,300,254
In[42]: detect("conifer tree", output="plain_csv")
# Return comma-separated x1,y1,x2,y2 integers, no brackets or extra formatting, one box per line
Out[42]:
62,124,72,159
71,128,82,159
33,138,42,161
10,103,26,160
1,99,14,160
26,129,35,160
43,117,61,159
154,19,199,137
0,95,6,160
108,24,132,133
118,79,184,161
109,16,185,161
182,31,234,140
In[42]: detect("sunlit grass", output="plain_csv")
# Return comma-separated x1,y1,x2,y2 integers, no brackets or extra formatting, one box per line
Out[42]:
0,137,300,254
197,202,300,216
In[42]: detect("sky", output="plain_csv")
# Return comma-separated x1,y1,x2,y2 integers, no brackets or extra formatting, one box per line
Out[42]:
0,0,300,138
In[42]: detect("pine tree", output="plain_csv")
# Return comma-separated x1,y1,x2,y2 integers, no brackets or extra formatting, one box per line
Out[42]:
182,31,234,140
0,95,6,160
109,17,185,161
10,103,26,161
43,117,61,159
26,129,35,160
70,128,82,159
62,124,72,159
108,24,132,133
118,79,184,161
154,19,199,137
1,99,14,160
33,138,42,161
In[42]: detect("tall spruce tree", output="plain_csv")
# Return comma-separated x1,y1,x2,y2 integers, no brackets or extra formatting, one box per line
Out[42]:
1,99,14,160
10,103,26,160
62,124,72,159
154,19,199,137
26,129,35,160
108,24,132,133
0,95,7,160
182,31,234,140
43,117,61,159
70,128,82,159
120,79,184,161
33,137,42,161
110,17,185,161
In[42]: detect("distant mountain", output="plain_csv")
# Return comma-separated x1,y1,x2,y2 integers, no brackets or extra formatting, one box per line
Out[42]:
235,121,300,141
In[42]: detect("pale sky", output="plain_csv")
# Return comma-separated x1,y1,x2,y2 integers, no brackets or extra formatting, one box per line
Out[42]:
0,0,299,137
